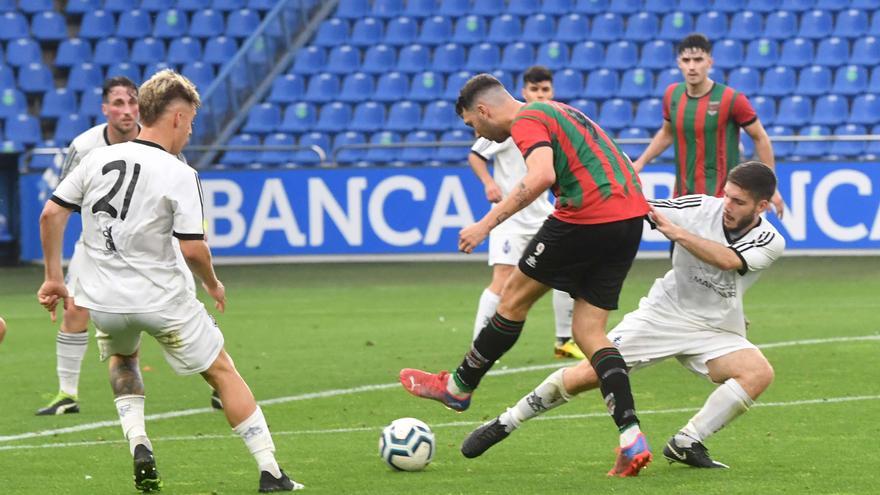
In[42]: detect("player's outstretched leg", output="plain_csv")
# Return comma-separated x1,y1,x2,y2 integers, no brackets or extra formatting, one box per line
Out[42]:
37,305,90,415
399,369,471,412
461,418,510,458
133,443,162,492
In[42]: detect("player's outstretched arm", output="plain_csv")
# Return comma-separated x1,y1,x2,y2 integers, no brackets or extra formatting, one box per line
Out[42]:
38,201,72,321
649,207,743,272
179,239,226,312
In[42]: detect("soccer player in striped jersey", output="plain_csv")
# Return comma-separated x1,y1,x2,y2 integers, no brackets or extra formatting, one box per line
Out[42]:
401,74,653,476
632,34,785,218
461,162,784,471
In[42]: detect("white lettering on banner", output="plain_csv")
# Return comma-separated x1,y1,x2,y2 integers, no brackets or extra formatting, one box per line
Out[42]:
245,178,306,247
201,179,246,248
779,171,810,241
638,172,676,242
308,177,366,246
872,203,880,240
368,176,425,247
812,170,871,242
424,176,475,245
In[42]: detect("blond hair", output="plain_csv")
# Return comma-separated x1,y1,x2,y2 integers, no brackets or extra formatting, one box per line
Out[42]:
138,69,201,126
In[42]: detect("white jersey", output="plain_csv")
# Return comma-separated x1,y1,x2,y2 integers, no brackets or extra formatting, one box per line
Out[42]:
52,139,206,313
471,137,553,235
60,123,112,180
643,195,785,336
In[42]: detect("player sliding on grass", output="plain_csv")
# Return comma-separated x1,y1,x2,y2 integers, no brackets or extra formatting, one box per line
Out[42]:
461,162,784,470
37,70,302,493
401,74,653,477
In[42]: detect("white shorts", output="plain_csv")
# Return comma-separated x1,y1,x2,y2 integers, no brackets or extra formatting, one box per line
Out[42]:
65,237,85,300
488,231,533,266
608,308,757,378
90,297,224,376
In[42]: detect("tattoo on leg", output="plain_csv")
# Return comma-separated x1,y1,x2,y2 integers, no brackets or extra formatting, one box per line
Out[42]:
110,356,144,396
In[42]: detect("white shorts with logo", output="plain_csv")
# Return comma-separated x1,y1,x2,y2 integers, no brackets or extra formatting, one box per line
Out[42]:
488,231,534,266
608,307,757,378
90,296,224,376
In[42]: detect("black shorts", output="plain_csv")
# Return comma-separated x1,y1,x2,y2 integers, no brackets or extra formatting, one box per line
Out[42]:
518,216,644,310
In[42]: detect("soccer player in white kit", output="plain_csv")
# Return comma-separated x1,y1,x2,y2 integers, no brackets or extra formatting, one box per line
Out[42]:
460,162,783,471
467,66,583,360
37,70,302,493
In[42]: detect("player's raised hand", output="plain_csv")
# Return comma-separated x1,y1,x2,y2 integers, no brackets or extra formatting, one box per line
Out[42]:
37,280,70,322
458,221,490,254
202,280,226,313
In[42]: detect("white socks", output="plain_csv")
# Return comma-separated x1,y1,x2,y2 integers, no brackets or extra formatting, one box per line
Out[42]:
499,369,571,430
472,288,500,340
234,406,281,478
680,378,754,444
115,394,150,456
552,290,574,341
56,330,88,397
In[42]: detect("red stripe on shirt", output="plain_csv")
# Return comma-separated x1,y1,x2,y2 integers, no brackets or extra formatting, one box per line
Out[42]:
693,94,709,194
674,89,689,196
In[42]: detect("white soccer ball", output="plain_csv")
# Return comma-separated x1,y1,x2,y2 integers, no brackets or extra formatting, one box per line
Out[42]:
379,417,435,471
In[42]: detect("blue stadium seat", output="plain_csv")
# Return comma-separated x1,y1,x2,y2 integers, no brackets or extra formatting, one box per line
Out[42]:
695,12,727,39
350,101,386,132
779,38,814,69
509,0,539,15
751,95,776,125
227,9,261,38
869,66,880,93
280,102,317,133
626,13,659,42
168,37,203,65
619,68,653,99
833,65,868,95
80,10,116,40
570,41,605,71
557,13,589,43
0,64,12,89
116,9,153,40
799,10,833,39
712,39,744,70
444,70,473,99
435,129,471,163
473,0,505,16
406,0,438,17
744,39,778,68
325,45,360,75
796,65,832,95
104,0,138,11
680,0,712,12
740,130,755,158
409,71,443,101
794,125,831,158
781,0,816,11
131,37,166,66
574,0,609,14
291,46,327,75
0,12,27,41
372,0,405,18
256,132,295,166
243,102,282,134
385,16,418,46
374,71,409,102
181,61,214,89
851,36,880,65
433,43,466,73
726,67,759,95
500,42,535,72
830,124,866,157
333,130,367,165
761,66,796,96
41,88,78,119
18,62,54,94
419,16,452,46
609,0,641,14
745,0,780,11
536,41,570,70
569,98,598,118
466,43,500,72
32,11,68,42
29,140,61,171
522,14,555,43
361,44,395,74
364,131,402,164
775,95,811,127
815,37,849,67
819,0,852,8
204,36,238,65
66,0,101,13
336,0,370,19
222,133,259,167
268,74,305,104
728,11,762,41
315,18,349,47
78,87,103,118
304,73,340,103
398,44,431,73
350,17,383,47
56,38,92,68
812,94,848,126
834,8,869,38
142,0,175,11
658,12,694,41
6,38,41,68
654,68,682,96
338,72,375,103
645,0,675,13
54,114,90,143
401,130,437,162
387,100,421,131
586,68,618,99
869,124,880,156
487,14,521,44
633,98,662,129
542,0,574,14
590,13,624,42
618,127,648,161
605,41,638,70
766,124,794,158
422,100,457,131
190,9,225,38
6,113,40,145
640,40,674,70
93,38,129,67
850,93,880,125
764,11,797,40
714,0,747,12
178,0,211,11
108,62,142,83
453,15,487,44
68,62,104,92
599,98,632,131
490,69,513,90
554,68,585,101
0,88,25,118
315,102,352,133
21,0,53,12
438,0,470,16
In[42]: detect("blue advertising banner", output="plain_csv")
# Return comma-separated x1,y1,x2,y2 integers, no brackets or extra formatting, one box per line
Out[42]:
17,162,880,262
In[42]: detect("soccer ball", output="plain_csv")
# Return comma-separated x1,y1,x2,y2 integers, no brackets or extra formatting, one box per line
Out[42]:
379,417,435,471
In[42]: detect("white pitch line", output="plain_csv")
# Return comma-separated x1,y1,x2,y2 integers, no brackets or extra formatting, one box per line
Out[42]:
1,334,877,444
2,394,878,452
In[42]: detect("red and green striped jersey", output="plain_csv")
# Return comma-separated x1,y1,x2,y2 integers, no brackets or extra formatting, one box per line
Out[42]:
511,101,649,225
663,82,757,198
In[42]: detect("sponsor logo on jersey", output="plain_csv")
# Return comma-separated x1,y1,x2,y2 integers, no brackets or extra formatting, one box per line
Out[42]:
707,100,721,116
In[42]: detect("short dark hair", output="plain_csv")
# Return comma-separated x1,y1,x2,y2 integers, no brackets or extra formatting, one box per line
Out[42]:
455,73,504,117
102,76,138,101
523,65,553,85
677,33,712,56
727,161,777,202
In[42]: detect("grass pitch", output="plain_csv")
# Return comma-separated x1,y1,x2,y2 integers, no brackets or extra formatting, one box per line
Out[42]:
0,256,878,494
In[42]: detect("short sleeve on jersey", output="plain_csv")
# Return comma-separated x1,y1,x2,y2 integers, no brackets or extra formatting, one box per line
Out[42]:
732,92,757,128
728,228,784,275
52,161,88,211
471,137,498,161
511,117,551,160
171,171,205,240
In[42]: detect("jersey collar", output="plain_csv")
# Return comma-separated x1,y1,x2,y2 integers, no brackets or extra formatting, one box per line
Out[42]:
132,138,166,152
724,216,762,243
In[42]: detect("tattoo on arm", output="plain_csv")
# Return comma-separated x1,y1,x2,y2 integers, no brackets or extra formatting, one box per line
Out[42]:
109,355,145,396
494,183,534,227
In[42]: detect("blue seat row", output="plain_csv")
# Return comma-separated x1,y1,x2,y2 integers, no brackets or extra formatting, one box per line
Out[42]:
56,36,239,68
72,8,261,40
